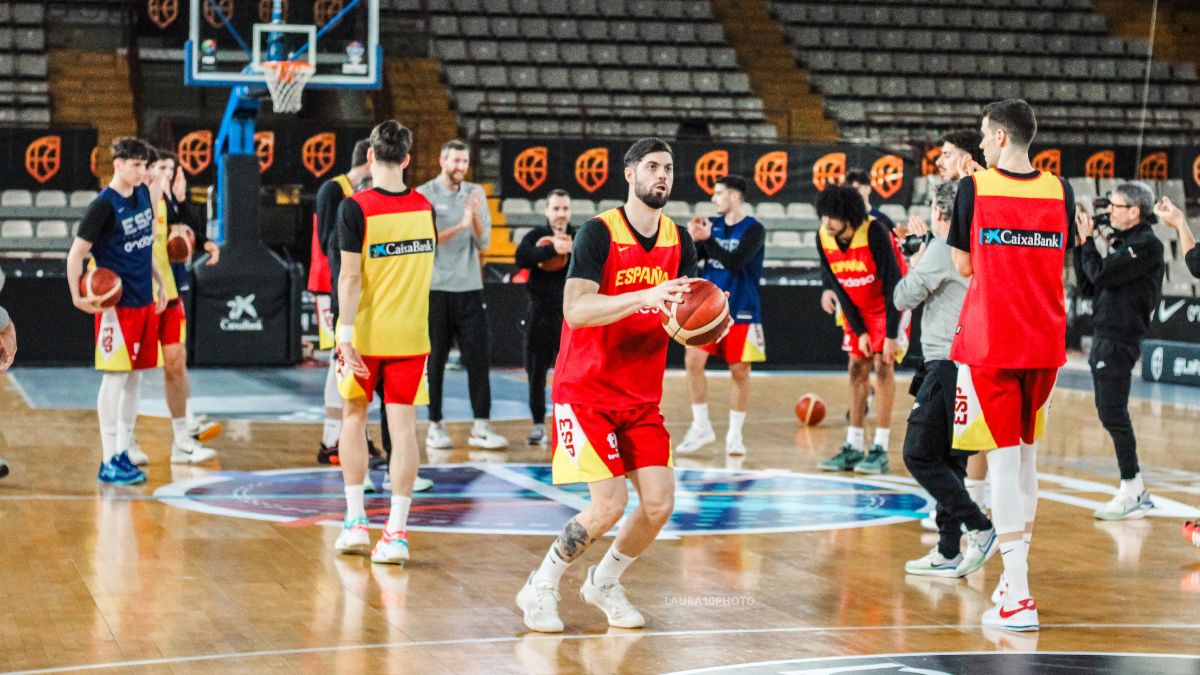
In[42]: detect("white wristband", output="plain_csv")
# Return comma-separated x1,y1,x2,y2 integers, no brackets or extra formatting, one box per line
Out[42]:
337,325,354,343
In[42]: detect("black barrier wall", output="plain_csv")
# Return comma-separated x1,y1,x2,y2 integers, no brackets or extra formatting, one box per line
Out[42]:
500,139,917,207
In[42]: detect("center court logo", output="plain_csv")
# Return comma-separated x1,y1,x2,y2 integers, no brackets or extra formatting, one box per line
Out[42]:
980,228,1062,249
369,238,434,258
221,294,263,331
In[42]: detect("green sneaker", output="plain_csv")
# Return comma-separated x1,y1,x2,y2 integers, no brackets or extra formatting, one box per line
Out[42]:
854,445,890,474
818,444,864,471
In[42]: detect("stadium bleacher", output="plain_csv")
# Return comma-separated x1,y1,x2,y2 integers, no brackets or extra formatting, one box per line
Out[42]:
0,3,50,125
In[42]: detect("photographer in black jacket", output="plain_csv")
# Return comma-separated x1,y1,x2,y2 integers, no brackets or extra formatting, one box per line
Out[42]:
515,189,574,446
1074,182,1164,520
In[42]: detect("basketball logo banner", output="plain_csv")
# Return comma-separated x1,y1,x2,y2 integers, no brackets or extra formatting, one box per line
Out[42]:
25,135,61,184
870,154,903,199
147,0,179,29
754,151,787,197
574,147,608,193
922,146,941,176
1085,150,1115,179
694,150,729,196
513,146,548,192
259,0,287,22
178,130,213,177
1193,154,1200,189
253,131,275,173
812,152,846,191
1139,151,1168,180
302,133,336,178
314,0,345,27
202,0,234,29
1032,149,1062,176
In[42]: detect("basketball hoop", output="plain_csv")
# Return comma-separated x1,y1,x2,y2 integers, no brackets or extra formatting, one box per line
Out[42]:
261,60,315,113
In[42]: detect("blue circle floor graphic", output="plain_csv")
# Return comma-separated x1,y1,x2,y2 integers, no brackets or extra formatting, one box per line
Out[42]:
154,464,929,535
667,652,1200,675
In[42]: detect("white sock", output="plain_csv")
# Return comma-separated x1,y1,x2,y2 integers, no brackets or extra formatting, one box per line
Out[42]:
322,418,343,447
172,417,190,445
692,403,710,427
846,426,865,451
965,478,987,508
97,373,126,462
344,484,366,521
593,543,637,585
727,410,746,437
989,445,1024,534
116,372,141,453
999,540,1030,601
873,427,890,450
186,400,196,427
472,419,489,435
386,495,411,533
1019,442,1039,521
1122,473,1145,495
532,545,571,586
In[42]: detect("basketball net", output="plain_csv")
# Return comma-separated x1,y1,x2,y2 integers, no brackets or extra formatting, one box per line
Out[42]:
262,60,315,114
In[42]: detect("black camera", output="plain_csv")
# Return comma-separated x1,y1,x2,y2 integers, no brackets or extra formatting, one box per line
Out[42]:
1092,197,1112,229
901,232,932,256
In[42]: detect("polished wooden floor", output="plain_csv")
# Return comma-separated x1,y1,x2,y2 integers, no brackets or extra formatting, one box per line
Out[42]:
1,364,1199,674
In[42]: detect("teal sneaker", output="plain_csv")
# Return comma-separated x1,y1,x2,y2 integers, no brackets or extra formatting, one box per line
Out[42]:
818,444,864,471
854,445,890,474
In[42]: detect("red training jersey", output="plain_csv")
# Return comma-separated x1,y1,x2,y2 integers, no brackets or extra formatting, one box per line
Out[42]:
819,218,907,317
307,174,354,293
552,208,682,409
950,168,1070,369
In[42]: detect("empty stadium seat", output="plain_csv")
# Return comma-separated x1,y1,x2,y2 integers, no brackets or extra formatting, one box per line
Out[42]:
69,190,98,208
35,220,69,238
33,190,66,208
1,220,33,238
0,190,31,207
786,203,818,220
756,202,786,219
501,198,532,214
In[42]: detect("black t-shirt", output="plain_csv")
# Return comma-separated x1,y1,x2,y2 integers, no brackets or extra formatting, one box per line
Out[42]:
515,223,576,311
76,197,117,243
567,208,698,284
947,168,1077,253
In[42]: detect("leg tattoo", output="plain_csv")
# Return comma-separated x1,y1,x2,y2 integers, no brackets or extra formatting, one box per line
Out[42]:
553,517,596,562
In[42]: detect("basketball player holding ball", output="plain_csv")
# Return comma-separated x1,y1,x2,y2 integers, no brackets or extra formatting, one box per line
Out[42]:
514,188,574,446
516,138,701,633
67,138,167,485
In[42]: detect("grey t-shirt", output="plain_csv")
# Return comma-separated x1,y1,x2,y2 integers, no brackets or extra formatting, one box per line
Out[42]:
416,177,492,292
892,236,968,362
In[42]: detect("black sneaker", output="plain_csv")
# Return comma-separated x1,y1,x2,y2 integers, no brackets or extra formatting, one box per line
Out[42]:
0,458,8,478
368,439,388,470
818,444,864,471
317,443,340,465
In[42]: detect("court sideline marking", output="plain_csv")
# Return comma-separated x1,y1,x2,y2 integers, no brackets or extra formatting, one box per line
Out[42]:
9,624,1200,674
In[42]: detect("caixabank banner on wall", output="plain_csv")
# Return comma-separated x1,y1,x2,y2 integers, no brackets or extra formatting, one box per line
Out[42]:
163,121,372,189
0,127,99,191
500,139,918,206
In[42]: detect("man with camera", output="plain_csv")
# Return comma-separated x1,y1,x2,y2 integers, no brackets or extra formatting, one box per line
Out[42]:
1074,183,1164,520
894,182,996,577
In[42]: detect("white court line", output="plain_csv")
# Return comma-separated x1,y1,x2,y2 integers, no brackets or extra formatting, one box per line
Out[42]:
10,625,1200,674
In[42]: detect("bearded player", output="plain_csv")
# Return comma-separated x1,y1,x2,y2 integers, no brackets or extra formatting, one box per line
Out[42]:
516,138,698,633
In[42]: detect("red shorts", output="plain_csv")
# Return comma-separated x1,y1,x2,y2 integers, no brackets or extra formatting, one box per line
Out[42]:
158,299,186,346
95,305,159,372
551,402,673,485
842,310,911,363
696,322,766,364
953,365,1058,451
336,351,429,405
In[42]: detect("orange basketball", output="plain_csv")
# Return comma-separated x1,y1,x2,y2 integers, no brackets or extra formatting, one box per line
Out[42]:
80,267,122,309
536,236,568,272
795,393,826,426
167,230,194,263
661,279,730,347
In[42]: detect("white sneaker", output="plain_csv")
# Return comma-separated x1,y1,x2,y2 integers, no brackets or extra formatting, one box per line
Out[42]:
904,546,963,577
1093,489,1154,520
982,597,1039,632
676,423,716,454
920,513,938,531
127,438,150,467
370,528,409,565
725,433,746,456
956,527,998,576
580,565,645,629
469,423,509,450
188,416,222,442
334,516,371,555
413,475,433,492
516,573,564,633
170,438,218,464
426,422,452,449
